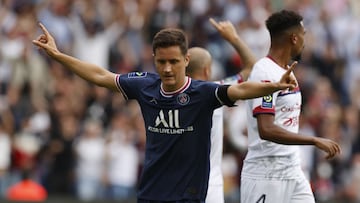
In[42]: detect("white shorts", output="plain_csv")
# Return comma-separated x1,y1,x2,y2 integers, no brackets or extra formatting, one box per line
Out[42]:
205,185,224,203
241,175,315,203
240,157,315,203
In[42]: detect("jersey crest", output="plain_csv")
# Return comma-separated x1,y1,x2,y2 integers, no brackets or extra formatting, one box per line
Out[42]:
176,93,190,105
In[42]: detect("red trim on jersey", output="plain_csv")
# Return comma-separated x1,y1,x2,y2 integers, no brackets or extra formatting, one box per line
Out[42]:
253,105,275,116
267,55,277,64
160,76,191,97
292,86,300,92
266,55,288,70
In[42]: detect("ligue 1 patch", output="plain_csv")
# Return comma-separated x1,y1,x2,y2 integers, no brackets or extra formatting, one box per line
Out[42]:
128,72,147,78
261,94,273,108
177,93,190,105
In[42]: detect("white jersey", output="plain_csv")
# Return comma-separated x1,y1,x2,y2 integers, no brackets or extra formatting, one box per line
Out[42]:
208,107,224,186
206,74,243,203
245,57,301,163
242,57,314,203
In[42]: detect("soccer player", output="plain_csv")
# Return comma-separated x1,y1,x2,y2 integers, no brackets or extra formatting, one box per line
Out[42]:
32,22,296,203
242,10,341,203
187,19,256,203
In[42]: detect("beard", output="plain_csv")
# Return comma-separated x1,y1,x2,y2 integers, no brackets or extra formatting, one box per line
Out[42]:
292,47,304,61
292,53,302,62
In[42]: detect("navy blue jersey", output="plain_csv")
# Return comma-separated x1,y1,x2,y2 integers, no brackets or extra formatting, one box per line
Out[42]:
115,72,228,201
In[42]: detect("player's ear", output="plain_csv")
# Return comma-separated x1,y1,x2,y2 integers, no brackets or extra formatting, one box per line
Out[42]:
291,33,299,45
184,53,190,67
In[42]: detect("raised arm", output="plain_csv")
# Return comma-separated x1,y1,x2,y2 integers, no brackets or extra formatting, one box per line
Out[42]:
209,18,256,81
227,61,297,100
32,23,118,91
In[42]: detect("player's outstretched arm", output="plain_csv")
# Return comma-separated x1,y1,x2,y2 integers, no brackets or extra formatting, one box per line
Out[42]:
227,61,297,100
209,18,256,81
32,23,118,91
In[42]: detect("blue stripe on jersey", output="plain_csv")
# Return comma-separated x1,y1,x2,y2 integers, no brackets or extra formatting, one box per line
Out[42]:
278,87,300,97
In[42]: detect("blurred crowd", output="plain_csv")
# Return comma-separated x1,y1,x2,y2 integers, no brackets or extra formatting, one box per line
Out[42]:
0,0,360,202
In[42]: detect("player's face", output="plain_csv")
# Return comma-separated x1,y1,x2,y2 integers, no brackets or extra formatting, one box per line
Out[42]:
154,46,189,92
292,24,306,61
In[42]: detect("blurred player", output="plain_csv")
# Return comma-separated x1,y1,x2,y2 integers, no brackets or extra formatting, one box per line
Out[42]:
187,18,256,203
242,9,341,203
33,22,296,202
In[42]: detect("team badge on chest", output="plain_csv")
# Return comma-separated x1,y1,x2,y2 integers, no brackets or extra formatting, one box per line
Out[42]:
177,93,190,105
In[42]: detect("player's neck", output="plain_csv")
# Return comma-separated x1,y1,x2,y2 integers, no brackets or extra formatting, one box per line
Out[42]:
161,76,189,94
267,49,291,70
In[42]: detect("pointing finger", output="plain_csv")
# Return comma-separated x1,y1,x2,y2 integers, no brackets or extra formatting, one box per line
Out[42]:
209,18,220,30
285,61,297,75
38,22,51,38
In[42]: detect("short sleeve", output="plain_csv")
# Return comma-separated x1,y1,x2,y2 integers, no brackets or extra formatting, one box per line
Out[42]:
249,65,278,117
115,72,151,100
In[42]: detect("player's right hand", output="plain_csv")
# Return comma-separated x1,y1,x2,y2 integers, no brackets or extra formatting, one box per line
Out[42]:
32,23,59,57
278,61,297,90
314,137,342,159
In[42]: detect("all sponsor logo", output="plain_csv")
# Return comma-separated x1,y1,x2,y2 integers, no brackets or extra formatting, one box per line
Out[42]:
155,109,180,128
148,109,194,135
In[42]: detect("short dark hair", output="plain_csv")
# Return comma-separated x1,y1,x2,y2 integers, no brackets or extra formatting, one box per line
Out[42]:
266,10,303,39
152,28,188,55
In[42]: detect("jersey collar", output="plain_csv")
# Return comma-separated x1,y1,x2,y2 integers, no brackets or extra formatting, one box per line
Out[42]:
160,76,191,97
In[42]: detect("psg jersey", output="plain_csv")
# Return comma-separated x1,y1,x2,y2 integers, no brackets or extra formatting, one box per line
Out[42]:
115,72,229,201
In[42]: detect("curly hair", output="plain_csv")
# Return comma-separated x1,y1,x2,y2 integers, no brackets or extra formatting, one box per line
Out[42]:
266,10,303,39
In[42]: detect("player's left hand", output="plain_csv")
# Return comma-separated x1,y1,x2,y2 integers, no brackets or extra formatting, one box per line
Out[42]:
314,137,342,160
